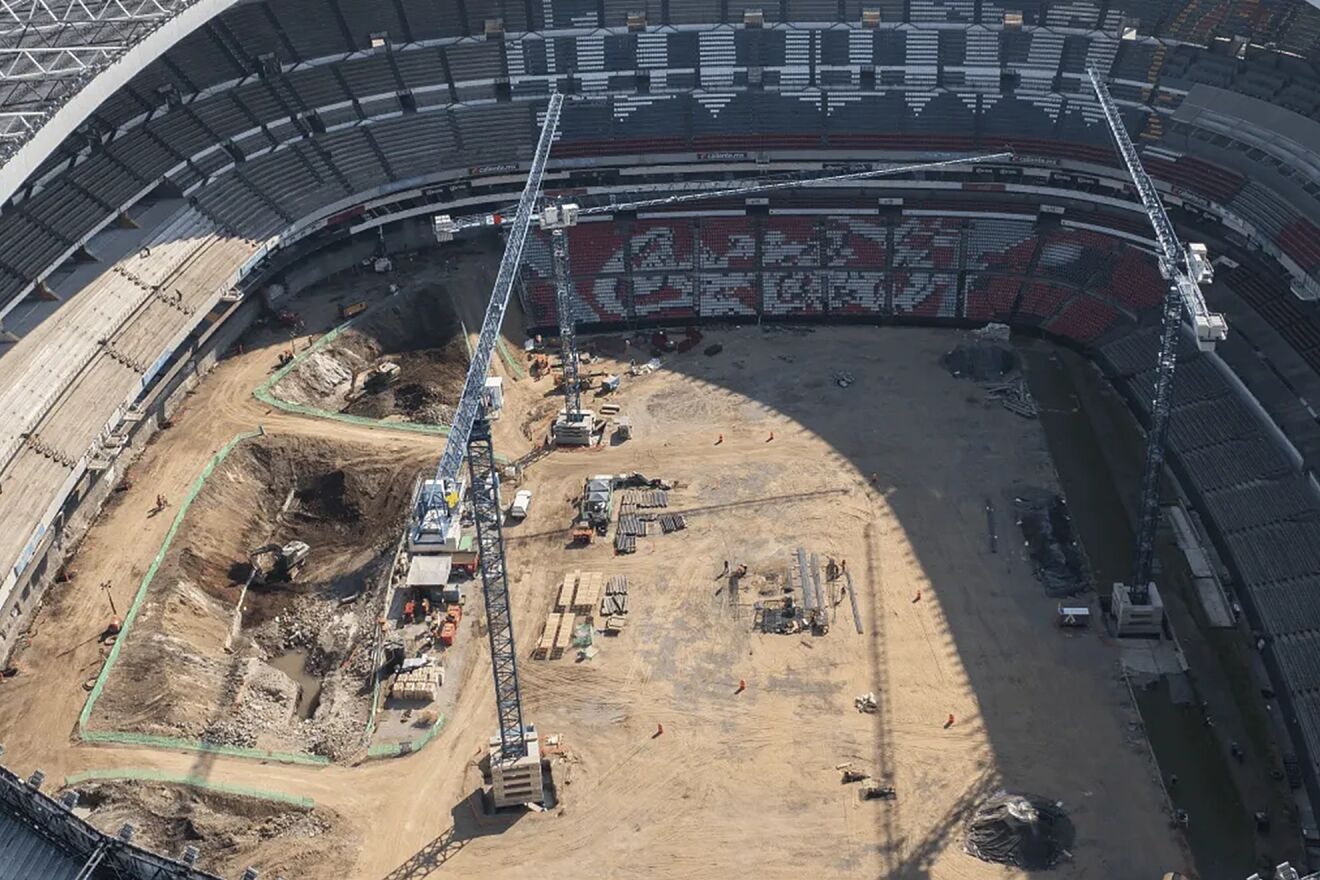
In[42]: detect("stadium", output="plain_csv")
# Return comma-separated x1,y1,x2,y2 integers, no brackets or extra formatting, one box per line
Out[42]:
1,0,1320,877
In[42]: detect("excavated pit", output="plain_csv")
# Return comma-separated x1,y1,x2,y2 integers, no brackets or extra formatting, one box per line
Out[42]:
271,285,469,425
65,780,360,879
92,435,426,760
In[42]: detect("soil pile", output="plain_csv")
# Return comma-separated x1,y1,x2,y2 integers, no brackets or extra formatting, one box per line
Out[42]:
965,792,1075,870
68,780,359,879
93,435,426,759
943,339,1018,381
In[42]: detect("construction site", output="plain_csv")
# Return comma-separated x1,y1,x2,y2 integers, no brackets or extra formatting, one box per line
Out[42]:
0,244,1190,875
9,14,1320,878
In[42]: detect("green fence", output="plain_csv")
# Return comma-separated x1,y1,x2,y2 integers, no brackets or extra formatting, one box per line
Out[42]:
366,714,447,759
252,318,451,436
76,429,331,767
254,306,526,429
63,768,314,808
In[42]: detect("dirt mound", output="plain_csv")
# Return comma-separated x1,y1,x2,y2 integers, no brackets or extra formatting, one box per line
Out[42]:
92,434,427,759
942,339,1018,381
272,286,468,424
965,791,1075,870
67,780,359,879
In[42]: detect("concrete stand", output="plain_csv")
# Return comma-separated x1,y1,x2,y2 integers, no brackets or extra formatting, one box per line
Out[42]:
490,727,545,809
1111,582,1165,637
551,408,595,446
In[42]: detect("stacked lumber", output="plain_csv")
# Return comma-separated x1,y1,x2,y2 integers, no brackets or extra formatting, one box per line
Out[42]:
553,612,576,657
554,571,579,612
572,571,603,614
534,612,565,659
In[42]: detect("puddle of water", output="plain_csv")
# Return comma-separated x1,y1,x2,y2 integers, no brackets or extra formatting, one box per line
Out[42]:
269,649,322,720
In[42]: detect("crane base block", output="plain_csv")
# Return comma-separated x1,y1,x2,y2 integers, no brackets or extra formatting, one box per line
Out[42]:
490,728,546,809
552,409,597,446
1110,582,1165,637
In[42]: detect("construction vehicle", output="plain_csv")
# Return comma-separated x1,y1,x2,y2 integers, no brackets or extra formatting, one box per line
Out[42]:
509,489,533,520
570,475,614,542
364,361,401,389
555,369,606,392
248,541,310,584
530,353,551,378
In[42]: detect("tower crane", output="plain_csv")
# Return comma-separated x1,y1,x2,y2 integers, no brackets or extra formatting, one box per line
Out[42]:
1086,67,1228,617
422,96,1010,793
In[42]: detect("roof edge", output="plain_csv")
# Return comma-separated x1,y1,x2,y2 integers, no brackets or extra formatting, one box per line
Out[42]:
0,0,238,211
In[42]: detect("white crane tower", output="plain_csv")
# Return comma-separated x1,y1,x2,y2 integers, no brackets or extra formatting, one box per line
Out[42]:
1086,67,1228,635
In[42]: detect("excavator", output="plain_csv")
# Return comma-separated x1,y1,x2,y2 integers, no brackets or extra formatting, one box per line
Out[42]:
248,541,310,584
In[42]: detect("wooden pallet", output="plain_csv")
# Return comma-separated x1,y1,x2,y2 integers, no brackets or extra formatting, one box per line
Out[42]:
572,571,603,614
552,612,576,657
554,571,579,612
534,612,565,659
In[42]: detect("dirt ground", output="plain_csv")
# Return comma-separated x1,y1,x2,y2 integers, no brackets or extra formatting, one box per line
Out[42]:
90,434,428,759
0,246,1188,880
66,779,359,878
271,261,471,425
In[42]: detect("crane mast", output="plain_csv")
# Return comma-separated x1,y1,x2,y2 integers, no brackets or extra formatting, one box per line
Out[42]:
418,92,563,766
1086,68,1227,605
551,229,583,418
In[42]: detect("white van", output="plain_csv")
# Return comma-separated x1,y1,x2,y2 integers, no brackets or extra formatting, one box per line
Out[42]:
509,489,533,520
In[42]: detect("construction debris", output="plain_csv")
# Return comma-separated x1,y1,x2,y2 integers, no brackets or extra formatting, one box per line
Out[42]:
629,358,662,376
855,692,879,713
964,792,1074,870
832,370,856,388
984,377,1038,419
861,785,897,801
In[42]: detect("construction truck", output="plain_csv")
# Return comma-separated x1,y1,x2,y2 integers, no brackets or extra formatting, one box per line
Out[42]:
248,541,310,584
570,475,614,542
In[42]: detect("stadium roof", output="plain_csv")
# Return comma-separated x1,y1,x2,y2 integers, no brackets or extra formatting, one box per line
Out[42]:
0,809,85,880
0,0,1319,209
0,0,234,206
